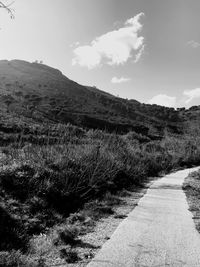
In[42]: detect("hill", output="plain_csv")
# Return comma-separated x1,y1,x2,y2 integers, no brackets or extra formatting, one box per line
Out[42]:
0,59,198,139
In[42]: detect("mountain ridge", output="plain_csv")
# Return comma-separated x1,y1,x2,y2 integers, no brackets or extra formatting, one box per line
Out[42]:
0,59,199,138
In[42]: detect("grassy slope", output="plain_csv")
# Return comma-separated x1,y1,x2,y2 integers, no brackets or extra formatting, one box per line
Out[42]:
0,59,184,137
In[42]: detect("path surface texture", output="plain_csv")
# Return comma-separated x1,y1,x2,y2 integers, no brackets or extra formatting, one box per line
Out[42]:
87,167,200,267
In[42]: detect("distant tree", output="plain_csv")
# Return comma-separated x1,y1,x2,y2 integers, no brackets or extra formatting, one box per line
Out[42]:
0,1,14,18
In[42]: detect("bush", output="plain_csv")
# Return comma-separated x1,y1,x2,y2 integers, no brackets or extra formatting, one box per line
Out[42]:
0,250,37,267
60,248,80,263
58,225,79,245
0,206,27,251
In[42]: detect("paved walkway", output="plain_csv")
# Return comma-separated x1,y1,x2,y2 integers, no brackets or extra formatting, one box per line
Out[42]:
87,167,200,267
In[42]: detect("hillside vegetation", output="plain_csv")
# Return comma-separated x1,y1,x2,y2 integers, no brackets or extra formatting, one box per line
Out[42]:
183,169,200,240
0,59,192,138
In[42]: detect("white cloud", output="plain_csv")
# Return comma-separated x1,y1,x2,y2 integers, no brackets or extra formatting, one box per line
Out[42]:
70,41,80,48
111,76,131,84
183,88,200,104
134,44,145,63
149,94,176,108
187,40,200,48
72,12,145,69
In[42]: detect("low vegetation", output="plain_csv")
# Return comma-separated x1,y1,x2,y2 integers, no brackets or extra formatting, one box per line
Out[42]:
1,122,200,266
183,170,200,232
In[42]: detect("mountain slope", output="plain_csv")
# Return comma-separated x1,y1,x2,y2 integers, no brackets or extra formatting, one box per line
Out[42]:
0,59,193,138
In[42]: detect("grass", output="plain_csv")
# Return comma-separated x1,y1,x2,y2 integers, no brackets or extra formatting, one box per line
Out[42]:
1,123,200,265
183,170,200,232
60,248,80,263
0,250,46,267
58,225,79,245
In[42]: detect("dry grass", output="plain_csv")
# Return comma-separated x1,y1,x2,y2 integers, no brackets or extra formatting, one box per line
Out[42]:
1,123,200,266
183,170,200,232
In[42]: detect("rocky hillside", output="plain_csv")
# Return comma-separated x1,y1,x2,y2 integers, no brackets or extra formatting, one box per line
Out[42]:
0,59,198,139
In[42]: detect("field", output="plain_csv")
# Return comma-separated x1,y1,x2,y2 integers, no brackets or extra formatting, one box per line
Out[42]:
1,122,200,266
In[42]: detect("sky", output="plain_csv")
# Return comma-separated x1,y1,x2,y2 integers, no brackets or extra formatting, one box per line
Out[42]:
0,0,200,108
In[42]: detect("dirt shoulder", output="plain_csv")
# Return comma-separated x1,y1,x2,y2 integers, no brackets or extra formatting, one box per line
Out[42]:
183,168,200,233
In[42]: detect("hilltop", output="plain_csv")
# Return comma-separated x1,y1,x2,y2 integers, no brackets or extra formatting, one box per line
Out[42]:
0,60,199,140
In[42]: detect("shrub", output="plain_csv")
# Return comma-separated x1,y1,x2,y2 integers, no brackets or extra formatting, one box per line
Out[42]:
60,248,80,263
58,225,79,245
0,206,27,251
0,250,37,267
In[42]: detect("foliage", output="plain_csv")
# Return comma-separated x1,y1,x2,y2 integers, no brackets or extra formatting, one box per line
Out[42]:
0,122,200,265
0,59,190,137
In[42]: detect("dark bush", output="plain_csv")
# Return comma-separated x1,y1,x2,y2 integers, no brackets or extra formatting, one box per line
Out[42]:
0,206,27,251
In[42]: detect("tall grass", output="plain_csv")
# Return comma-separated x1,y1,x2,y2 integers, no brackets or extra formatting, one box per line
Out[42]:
1,123,200,265
1,125,200,212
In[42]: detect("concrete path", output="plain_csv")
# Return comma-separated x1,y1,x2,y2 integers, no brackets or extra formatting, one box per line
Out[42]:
87,167,200,267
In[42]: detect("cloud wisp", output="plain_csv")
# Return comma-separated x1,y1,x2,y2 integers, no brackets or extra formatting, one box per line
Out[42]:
134,44,145,63
111,76,131,84
72,13,145,69
183,88,200,104
148,94,176,108
149,88,200,108
187,40,200,49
